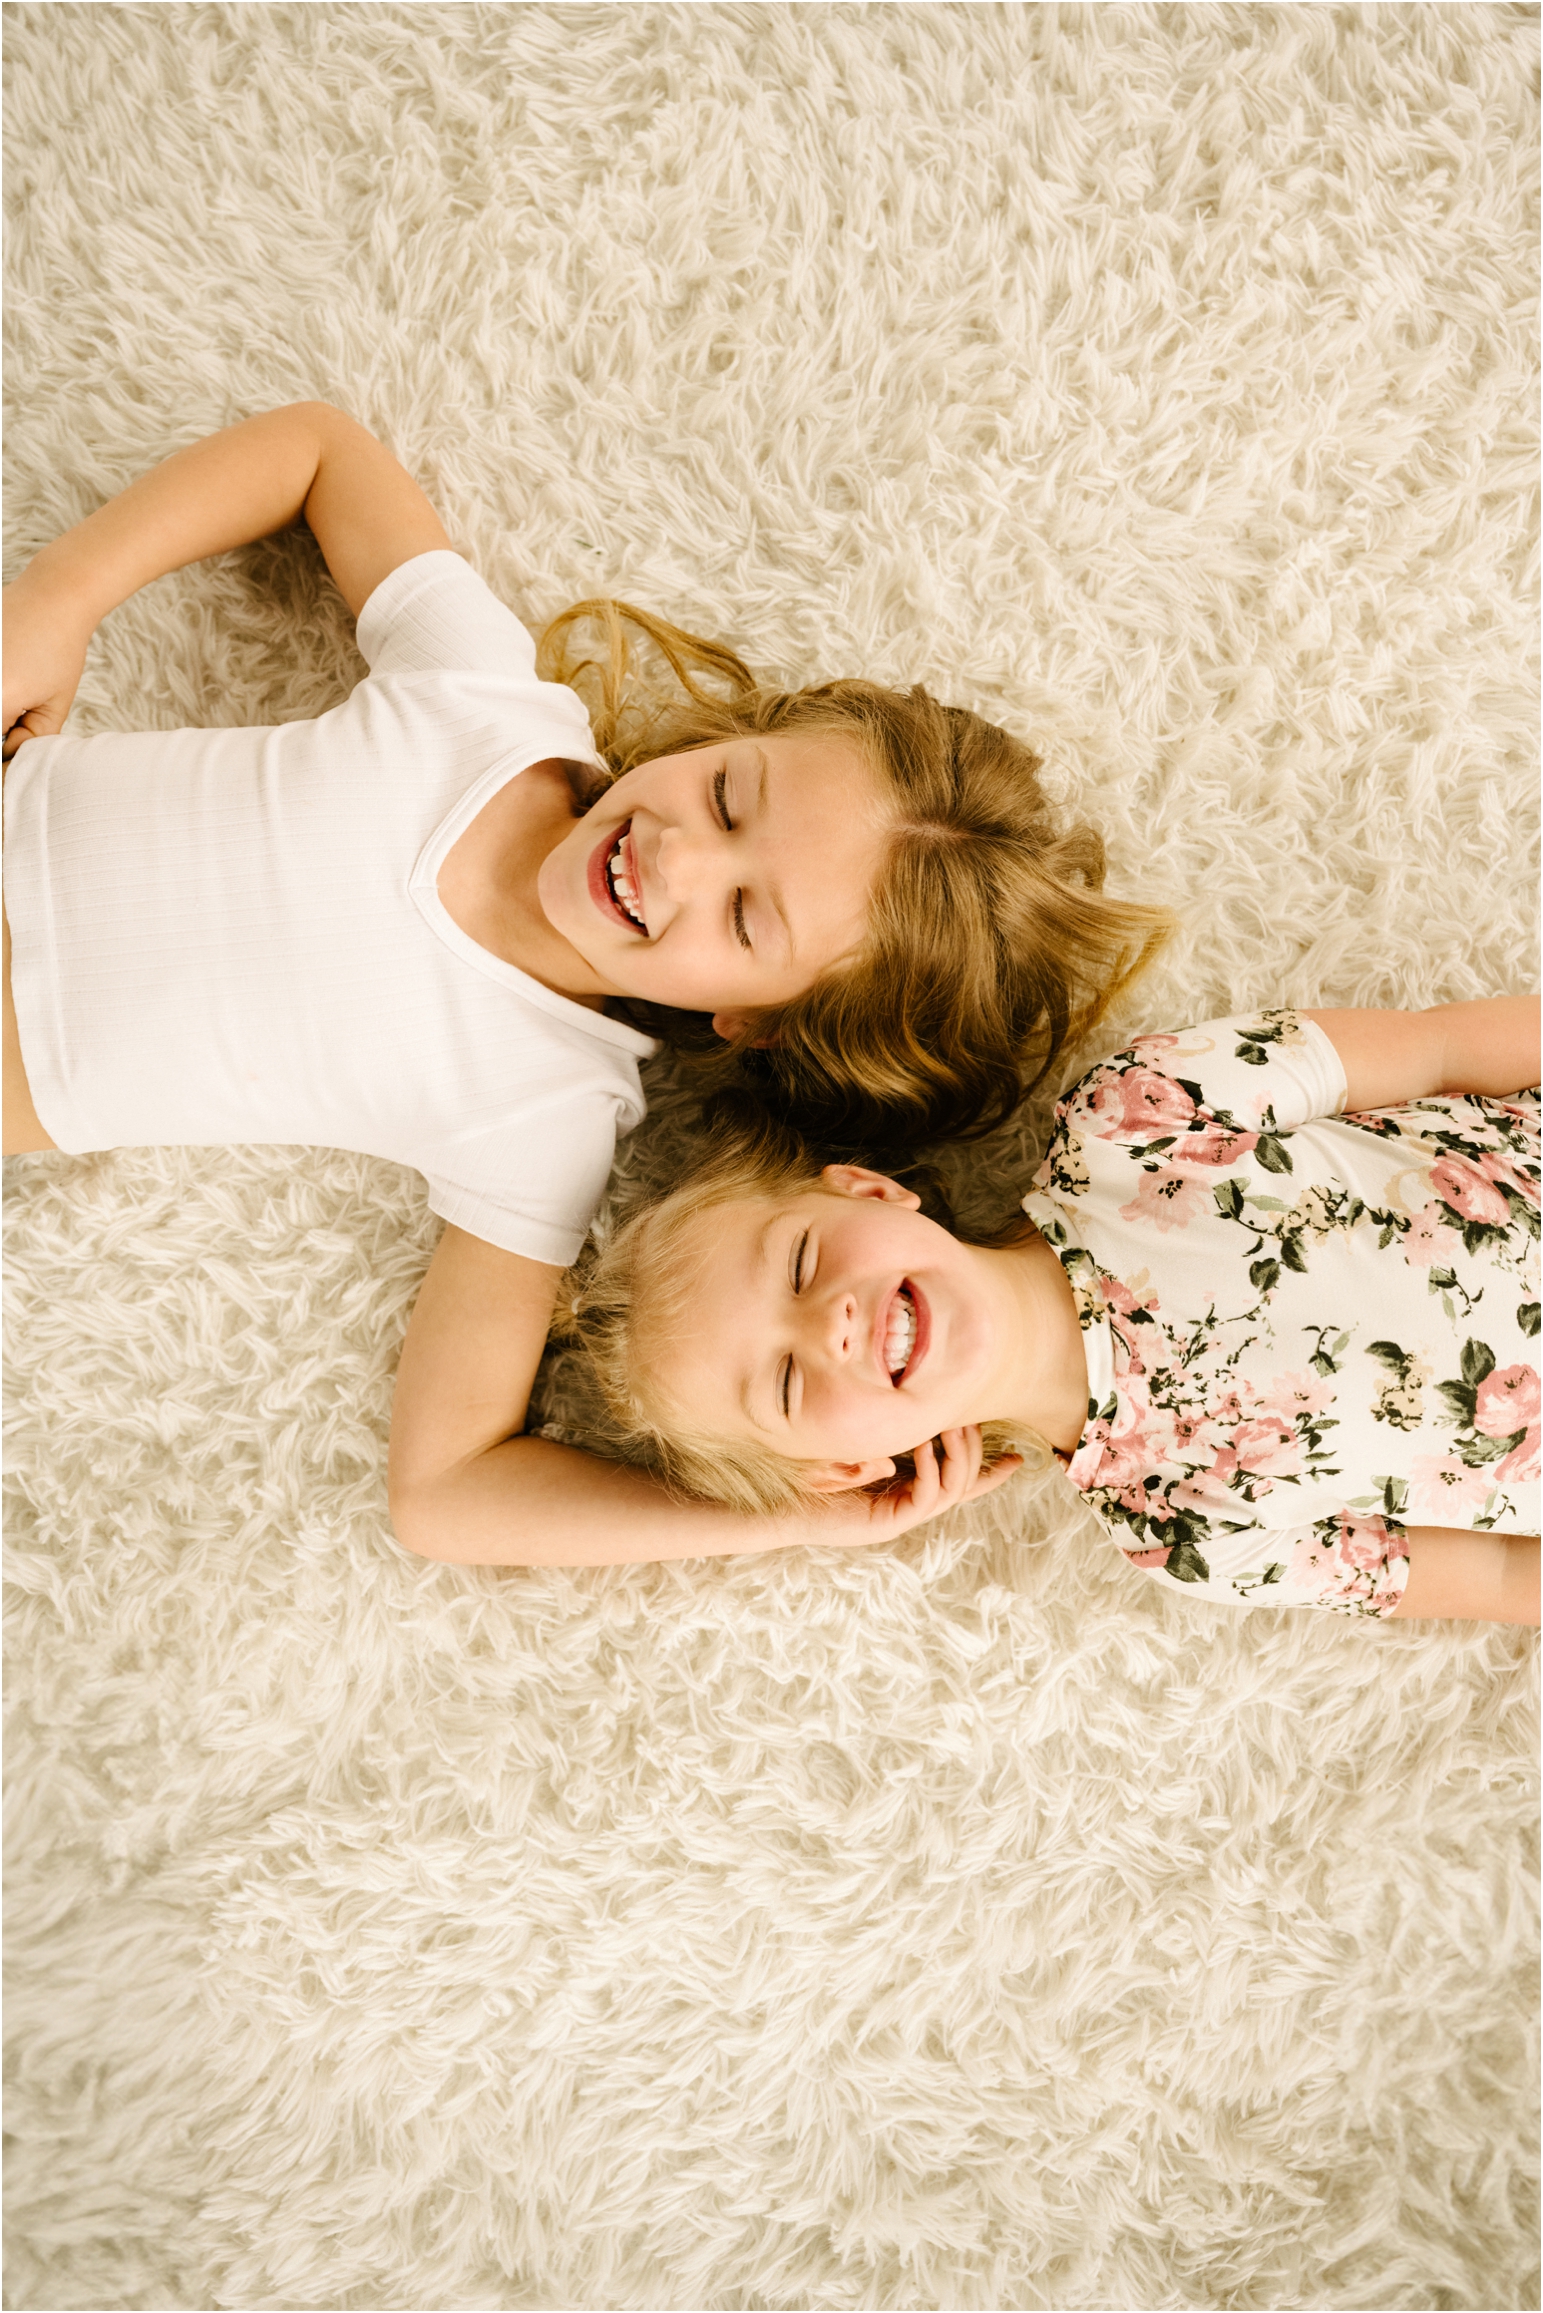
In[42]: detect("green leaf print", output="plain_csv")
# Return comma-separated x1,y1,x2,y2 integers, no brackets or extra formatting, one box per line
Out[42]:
1306,1325,1351,1378
1233,1021,1292,1066
1280,1232,1309,1274
1436,1379,1478,1426
1214,1180,1245,1221
1459,1340,1497,1388
1520,1302,1541,1338
1367,1341,1409,1371
1254,1136,1294,1175
1249,1257,1280,1294
1456,1432,1518,1468
1165,1539,1212,1584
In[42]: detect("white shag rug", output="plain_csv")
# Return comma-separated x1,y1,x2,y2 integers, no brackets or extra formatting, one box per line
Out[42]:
4,6,1538,2309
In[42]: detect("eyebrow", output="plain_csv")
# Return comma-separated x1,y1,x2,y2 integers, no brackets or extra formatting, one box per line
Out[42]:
736,1211,780,1435
748,745,794,958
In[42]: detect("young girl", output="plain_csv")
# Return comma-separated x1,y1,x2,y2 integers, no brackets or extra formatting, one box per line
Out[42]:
4,403,1163,1563
573,998,1540,1621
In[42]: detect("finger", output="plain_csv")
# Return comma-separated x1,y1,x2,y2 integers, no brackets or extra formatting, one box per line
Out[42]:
3,707,54,755
904,1434,941,1514
936,1426,982,1501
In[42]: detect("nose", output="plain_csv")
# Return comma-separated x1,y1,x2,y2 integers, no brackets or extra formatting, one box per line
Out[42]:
654,819,727,907
812,1286,862,1366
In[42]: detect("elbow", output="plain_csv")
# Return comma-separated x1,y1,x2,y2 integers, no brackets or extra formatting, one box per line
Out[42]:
386,1476,458,1562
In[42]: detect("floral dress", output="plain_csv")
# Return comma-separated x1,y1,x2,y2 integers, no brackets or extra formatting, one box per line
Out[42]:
1022,1011,1540,1616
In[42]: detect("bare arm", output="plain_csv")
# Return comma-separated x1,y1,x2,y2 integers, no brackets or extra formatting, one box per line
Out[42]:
3,402,452,754
1302,997,1540,1113
388,1226,1019,1567
1385,1525,1539,1624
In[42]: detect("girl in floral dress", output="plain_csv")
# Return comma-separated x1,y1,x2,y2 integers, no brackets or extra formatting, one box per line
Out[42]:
568,997,1538,1621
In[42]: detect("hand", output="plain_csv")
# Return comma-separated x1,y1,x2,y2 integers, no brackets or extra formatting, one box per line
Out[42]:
810,1426,1025,1547
3,573,92,759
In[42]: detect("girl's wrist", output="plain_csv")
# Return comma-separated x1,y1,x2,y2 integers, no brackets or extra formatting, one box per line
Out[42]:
11,536,115,635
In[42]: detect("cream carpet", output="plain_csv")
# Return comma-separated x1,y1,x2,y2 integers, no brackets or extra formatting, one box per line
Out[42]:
4,5,1538,2308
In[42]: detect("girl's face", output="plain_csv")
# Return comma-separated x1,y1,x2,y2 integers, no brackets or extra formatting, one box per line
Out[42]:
658,1170,1024,1484
537,733,890,1026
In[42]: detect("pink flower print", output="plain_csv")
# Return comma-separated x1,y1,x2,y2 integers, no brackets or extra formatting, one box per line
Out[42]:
1402,1202,1463,1269
1065,1436,1106,1491
1430,1155,1512,1228
1232,1417,1303,1479
1126,1033,1182,1061
1114,1481,1158,1516
1474,1148,1539,1210
1101,1273,1157,1320
1095,1378,1174,1488
1408,1455,1494,1519
1170,1450,1239,1513
1086,1066,1196,1142
1473,1364,1540,1439
1082,1076,1133,1137
1266,1369,1334,1421
1289,1514,1400,1599
1334,1513,1397,1573
1169,1123,1258,1170
1124,1545,1174,1568
1169,1406,1219,1455
1495,1426,1541,1485
1288,1528,1335,1588
1118,1167,1212,1234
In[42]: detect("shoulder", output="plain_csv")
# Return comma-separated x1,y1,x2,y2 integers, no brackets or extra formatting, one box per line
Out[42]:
355,552,548,689
1060,1010,1345,1147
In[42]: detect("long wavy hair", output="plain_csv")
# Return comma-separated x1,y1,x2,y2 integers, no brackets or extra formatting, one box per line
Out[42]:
539,599,1170,1151
565,1106,1052,1517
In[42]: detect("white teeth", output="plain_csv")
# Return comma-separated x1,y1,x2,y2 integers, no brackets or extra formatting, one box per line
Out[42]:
885,1288,917,1378
607,837,646,929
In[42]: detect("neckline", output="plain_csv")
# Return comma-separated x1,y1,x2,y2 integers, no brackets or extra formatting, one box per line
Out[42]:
408,750,657,1057
1020,1187,1116,1474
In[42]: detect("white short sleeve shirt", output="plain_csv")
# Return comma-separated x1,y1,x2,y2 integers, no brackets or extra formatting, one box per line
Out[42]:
4,551,656,1266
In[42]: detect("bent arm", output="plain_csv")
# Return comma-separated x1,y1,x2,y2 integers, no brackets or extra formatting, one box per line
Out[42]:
387,1225,1017,1567
1385,1524,1539,1624
387,1225,812,1566
4,403,451,752
1302,997,1540,1113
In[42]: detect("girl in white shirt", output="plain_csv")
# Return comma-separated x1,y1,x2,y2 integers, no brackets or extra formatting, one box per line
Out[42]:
4,405,1162,1565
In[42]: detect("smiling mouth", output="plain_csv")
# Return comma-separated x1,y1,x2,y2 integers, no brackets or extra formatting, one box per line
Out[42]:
589,819,648,934
881,1281,928,1385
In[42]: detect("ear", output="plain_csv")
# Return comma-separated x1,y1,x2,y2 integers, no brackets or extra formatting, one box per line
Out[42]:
805,1457,898,1493
819,1163,923,1210
710,1008,780,1046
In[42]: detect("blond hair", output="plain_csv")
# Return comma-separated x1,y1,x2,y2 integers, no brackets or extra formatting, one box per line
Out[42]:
568,1112,1050,1516
539,600,1169,1150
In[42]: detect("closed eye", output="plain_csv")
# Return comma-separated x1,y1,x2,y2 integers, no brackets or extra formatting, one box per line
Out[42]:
713,770,753,950
791,1228,809,1294
779,1355,793,1418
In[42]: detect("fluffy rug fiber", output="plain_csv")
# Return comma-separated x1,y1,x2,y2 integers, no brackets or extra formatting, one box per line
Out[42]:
4,5,1538,2308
